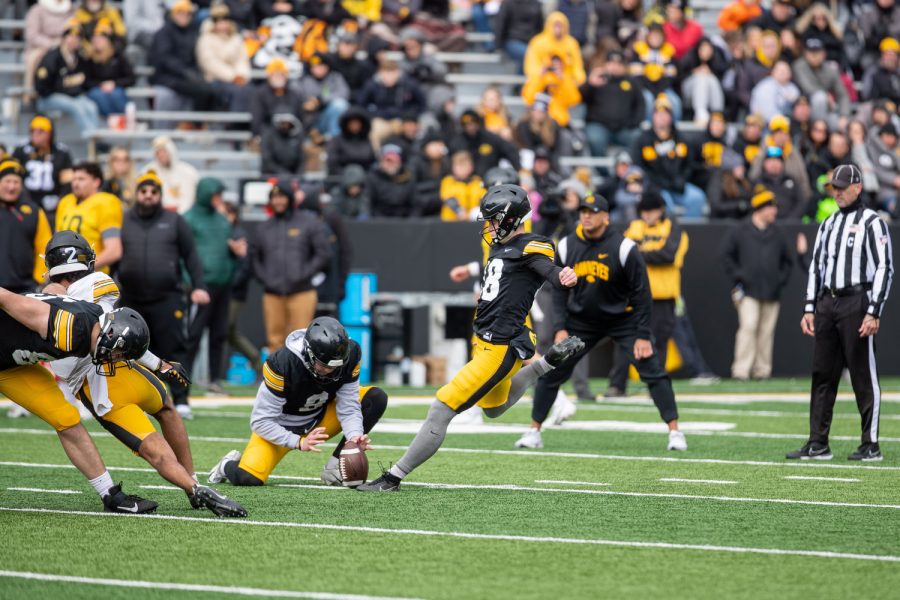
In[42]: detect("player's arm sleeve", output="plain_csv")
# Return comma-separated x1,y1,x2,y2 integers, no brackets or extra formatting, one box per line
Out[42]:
866,218,893,317
250,362,300,449
31,209,53,285
176,216,207,291
335,378,364,440
99,198,123,240
523,240,566,289
641,220,682,265
624,246,653,339
550,238,569,332
136,350,162,371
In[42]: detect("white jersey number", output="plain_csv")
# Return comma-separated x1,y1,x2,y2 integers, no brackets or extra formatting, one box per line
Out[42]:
24,159,55,191
481,259,504,302
12,349,55,366
304,391,330,411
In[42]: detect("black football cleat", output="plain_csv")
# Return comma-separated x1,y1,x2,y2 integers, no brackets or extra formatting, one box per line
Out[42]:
103,483,159,514
847,443,883,462
785,442,833,460
191,484,248,517
545,336,585,368
356,472,401,492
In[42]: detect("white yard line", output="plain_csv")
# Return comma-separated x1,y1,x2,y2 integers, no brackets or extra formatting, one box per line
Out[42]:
5,487,82,494
0,570,421,600
659,478,738,485
0,507,898,563
783,476,861,483
533,480,611,486
138,485,182,491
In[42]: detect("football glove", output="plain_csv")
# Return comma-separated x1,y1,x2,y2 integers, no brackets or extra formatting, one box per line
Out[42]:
157,361,191,389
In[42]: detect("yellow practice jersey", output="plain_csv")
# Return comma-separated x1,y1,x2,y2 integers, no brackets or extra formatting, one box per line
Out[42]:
55,192,122,273
624,217,688,300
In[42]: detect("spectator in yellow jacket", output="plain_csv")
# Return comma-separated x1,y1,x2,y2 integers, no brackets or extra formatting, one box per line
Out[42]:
74,0,125,47
522,56,582,127
523,11,586,86
440,151,484,221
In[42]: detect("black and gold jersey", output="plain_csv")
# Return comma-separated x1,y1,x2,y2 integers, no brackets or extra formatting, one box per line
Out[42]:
473,233,559,346
0,293,103,371
261,339,362,421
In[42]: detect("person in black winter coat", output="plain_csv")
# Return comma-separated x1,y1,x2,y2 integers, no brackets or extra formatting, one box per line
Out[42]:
249,58,304,138
261,113,304,175
326,108,376,176
367,144,419,217
750,146,805,219
449,110,521,177
149,4,218,111
326,32,375,104
494,0,544,70
34,23,101,133
678,37,729,123
357,61,427,146
582,50,645,157
85,24,136,116
407,130,450,217
329,164,371,219
295,186,353,308
721,189,794,379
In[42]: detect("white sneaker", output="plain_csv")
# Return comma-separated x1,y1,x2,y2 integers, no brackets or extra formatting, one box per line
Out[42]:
454,406,484,425
208,450,241,484
7,404,32,418
547,390,577,426
689,375,720,385
176,404,194,420
320,462,342,486
667,430,688,451
514,428,543,449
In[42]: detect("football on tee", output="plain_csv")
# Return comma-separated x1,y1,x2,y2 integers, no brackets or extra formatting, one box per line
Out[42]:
339,440,368,487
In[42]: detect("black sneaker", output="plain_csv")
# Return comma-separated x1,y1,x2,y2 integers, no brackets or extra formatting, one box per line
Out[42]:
103,483,158,514
356,472,402,492
545,336,585,368
191,484,248,517
785,442,833,460
848,443,883,462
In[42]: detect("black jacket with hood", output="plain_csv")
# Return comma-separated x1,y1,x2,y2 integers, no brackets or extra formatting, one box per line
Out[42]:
326,108,376,176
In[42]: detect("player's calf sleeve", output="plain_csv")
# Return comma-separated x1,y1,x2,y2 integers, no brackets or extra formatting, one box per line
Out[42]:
483,361,549,419
224,460,264,486
332,387,389,458
391,399,456,479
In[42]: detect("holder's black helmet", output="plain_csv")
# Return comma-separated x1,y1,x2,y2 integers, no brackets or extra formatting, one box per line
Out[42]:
300,317,351,383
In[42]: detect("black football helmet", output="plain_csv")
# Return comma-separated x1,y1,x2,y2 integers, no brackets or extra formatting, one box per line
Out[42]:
45,231,95,282
93,308,151,376
478,184,532,246
484,166,519,188
300,317,351,383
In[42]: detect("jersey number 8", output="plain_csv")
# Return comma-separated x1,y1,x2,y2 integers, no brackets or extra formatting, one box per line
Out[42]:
481,259,504,301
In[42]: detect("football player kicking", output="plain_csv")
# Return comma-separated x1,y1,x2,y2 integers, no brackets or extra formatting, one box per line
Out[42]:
0,285,156,513
358,184,584,492
41,231,247,517
208,317,387,487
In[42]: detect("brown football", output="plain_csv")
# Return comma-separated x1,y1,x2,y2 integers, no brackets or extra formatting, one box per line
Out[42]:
339,440,369,488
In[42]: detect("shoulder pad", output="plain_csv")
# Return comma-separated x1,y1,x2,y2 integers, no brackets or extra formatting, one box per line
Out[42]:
262,349,290,394
520,235,556,260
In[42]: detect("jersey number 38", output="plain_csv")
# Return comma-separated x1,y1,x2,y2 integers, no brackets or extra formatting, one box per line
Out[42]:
482,259,504,302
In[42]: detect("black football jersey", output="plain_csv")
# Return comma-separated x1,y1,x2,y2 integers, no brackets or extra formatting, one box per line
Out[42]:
473,233,556,344
261,340,362,422
0,293,103,371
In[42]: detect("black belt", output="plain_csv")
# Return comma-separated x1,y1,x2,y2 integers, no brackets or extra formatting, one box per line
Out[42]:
822,283,872,298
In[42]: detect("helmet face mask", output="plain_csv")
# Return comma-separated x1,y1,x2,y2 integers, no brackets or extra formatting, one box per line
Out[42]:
92,309,150,376
299,317,350,383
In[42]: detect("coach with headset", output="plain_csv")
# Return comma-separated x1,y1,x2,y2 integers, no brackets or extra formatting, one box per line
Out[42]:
788,164,894,462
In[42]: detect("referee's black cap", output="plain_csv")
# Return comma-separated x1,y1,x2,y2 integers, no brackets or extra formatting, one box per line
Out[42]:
829,164,862,189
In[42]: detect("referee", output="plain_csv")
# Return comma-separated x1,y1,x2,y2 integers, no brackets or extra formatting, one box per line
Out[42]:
788,164,893,461
527,193,686,451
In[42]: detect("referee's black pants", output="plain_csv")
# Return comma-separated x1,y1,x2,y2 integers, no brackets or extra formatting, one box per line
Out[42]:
809,292,882,445
120,292,190,405
532,315,679,425
609,299,676,392
185,284,232,384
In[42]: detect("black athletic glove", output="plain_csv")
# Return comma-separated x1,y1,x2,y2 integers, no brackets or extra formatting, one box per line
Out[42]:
157,361,191,389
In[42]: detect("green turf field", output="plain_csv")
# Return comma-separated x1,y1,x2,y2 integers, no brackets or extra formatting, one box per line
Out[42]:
2,379,900,599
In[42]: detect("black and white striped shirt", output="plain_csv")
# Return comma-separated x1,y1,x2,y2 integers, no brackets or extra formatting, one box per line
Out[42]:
805,204,894,316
